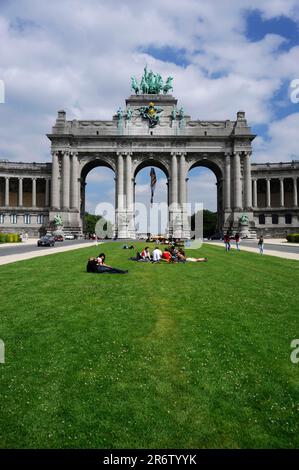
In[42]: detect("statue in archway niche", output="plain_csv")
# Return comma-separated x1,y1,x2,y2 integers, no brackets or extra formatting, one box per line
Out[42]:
54,214,63,226
239,214,249,225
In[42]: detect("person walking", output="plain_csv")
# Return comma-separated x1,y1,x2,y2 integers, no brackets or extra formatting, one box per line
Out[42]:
224,232,231,252
235,232,240,251
258,235,264,255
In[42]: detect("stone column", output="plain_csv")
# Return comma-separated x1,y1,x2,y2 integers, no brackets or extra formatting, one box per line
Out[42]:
126,152,133,211
253,179,257,208
185,177,189,206
179,153,186,206
171,152,178,206
293,177,298,207
244,151,252,209
18,177,23,207
280,178,284,207
116,152,124,210
51,151,60,209
62,151,70,209
32,178,36,207
233,152,242,210
224,153,231,210
5,177,10,206
45,178,50,207
71,153,79,209
266,178,271,208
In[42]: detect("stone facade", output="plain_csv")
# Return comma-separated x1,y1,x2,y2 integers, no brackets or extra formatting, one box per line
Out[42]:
0,93,298,238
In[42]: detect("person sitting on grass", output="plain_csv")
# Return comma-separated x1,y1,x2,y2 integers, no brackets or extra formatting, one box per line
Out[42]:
87,253,128,274
161,248,172,262
141,246,151,261
177,248,187,262
152,246,162,262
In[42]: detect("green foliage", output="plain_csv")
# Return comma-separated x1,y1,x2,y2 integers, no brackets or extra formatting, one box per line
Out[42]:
191,210,217,237
84,212,102,234
286,233,299,243
0,232,21,243
0,243,298,448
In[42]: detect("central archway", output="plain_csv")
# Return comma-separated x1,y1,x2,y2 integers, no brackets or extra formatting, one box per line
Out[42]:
134,158,169,238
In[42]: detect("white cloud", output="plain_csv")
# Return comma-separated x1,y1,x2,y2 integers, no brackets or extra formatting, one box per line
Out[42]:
253,112,299,162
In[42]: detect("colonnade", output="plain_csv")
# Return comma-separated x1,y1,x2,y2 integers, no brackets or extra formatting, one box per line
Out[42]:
1,175,50,207
252,177,298,208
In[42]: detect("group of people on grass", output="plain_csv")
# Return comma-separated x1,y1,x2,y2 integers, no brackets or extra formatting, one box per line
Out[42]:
132,245,208,263
224,232,264,255
86,244,208,274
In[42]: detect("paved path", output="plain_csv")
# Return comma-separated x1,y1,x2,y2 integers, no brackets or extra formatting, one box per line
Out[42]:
0,239,101,266
206,239,299,261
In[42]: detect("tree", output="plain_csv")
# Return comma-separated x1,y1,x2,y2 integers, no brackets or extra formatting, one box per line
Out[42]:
84,212,103,235
190,210,217,238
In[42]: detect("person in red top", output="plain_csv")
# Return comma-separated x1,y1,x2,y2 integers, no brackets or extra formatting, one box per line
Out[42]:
224,232,231,251
161,249,172,262
235,232,240,251
141,246,151,261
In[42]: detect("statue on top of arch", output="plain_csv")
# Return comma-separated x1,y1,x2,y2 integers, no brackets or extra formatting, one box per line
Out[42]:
131,66,173,95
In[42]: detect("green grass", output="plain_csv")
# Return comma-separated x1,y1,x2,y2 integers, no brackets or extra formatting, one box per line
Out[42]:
0,242,299,448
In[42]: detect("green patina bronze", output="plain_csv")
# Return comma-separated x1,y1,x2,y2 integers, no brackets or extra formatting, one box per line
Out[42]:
54,214,63,226
138,101,163,128
239,214,249,224
131,66,173,95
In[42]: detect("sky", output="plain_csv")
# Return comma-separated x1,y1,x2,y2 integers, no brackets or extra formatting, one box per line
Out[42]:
0,0,299,226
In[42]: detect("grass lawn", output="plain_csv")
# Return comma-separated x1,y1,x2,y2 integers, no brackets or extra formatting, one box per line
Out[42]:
0,242,299,448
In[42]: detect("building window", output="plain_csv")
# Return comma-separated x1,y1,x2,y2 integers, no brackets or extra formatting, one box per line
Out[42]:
0,214,4,224
285,214,292,224
272,214,278,224
10,214,18,224
259,214,265,225
23,214,31,224
37,214,44,225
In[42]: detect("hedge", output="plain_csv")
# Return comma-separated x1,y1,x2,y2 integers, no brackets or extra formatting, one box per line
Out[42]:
286,233,299,243
0,233,21,243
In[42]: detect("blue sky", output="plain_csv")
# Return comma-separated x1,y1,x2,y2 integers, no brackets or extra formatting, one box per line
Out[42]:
0,0,299,219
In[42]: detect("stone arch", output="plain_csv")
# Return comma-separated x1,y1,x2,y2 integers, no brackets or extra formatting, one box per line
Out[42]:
79,155,116,235
133,155,170,179
187,155,225,233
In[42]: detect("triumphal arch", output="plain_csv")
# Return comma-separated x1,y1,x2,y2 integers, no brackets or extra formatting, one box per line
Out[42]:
46,67,255,238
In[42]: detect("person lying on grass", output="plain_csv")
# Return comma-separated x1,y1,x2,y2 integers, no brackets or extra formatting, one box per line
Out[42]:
177,248,208,262
87,253,128,274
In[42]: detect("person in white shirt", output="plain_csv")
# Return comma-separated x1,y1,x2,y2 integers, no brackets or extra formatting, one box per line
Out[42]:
152,247,162,262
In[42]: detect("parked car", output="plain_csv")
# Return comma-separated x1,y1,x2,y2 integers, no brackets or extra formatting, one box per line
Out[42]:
54,234,64,242
64,234,75,240
37,235,55,247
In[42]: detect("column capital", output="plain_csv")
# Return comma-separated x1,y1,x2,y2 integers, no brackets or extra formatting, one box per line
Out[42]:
171,151,178,157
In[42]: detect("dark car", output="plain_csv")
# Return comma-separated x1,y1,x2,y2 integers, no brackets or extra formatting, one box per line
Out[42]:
37,235,55,247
